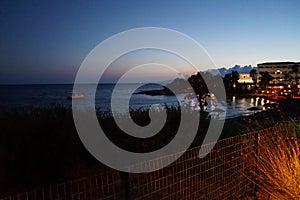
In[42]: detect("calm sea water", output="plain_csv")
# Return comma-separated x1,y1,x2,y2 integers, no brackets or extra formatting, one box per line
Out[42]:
0,84,270,119
0,83,179,110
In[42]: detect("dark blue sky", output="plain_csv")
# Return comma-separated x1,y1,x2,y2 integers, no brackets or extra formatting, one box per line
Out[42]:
1,0,299,84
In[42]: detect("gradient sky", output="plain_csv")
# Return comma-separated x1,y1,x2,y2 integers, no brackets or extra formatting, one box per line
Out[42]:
1,0,299,84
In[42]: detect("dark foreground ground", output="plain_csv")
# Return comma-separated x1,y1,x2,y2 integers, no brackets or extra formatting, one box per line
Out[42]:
0,99,299,196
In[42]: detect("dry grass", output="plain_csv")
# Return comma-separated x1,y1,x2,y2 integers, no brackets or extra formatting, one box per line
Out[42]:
244,125,300,199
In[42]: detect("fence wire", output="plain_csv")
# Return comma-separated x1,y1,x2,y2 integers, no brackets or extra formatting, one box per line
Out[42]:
0,170,124,200
128,132,257,200
1,122,296,200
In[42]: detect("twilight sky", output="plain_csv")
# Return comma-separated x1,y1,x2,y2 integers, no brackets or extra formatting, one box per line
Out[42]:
0,0,299,84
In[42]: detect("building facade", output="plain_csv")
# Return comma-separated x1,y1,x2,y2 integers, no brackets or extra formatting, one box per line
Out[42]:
238,74,254,90
257,62,300,95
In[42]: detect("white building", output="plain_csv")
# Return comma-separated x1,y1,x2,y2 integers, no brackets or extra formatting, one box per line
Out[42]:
238,74,253,84
257,62,299,85
257,61,300,95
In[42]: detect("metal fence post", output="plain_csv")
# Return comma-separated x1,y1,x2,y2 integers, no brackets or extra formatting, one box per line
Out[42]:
121,172,130,200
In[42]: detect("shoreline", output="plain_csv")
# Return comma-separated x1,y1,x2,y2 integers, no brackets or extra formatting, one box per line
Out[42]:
223,99,299,134
134,88,268,98
134,87,193,96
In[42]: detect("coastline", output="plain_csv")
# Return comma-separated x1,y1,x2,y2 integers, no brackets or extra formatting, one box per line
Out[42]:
134,87,192,96
134,87,268,98
222,99,299,136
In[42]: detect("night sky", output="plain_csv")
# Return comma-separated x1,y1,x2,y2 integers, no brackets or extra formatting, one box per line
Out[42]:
1,0,299,84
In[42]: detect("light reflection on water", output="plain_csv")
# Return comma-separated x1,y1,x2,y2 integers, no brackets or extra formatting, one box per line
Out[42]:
224,96,273,119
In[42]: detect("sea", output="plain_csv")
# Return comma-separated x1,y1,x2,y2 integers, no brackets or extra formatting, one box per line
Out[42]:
0,84,271,119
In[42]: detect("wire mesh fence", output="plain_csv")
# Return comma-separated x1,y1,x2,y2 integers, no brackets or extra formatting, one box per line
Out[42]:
128,131,257,200
0,170,124,200
1,121,297,200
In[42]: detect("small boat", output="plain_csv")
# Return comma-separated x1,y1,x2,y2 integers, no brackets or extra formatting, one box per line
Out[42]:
268,94,287,101
67,92,84,100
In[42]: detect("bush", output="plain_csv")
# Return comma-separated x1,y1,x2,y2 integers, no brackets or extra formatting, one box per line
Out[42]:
244,123,300,199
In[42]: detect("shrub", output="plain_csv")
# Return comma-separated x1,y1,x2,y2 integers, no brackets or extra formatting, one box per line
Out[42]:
244,123,300,199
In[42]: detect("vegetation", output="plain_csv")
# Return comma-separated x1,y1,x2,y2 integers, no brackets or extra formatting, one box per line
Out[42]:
289,64,300,85
0,105,218,195
138,69,259,98
0,105,97,195
223,70,239,92
242,122,300,200
249,69,257,79
258,71,273,87
0,93,298,197
187,71,225,99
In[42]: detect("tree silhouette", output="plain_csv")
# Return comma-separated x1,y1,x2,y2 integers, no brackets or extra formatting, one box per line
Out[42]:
259,71,273,87
249,69,257,82
289,64,300,84
223,71,239,91
187,72,225,98
249,69,257,77
187,72,208,95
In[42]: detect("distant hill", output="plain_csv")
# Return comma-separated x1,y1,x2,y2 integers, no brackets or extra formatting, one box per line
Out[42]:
205,65,257,77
